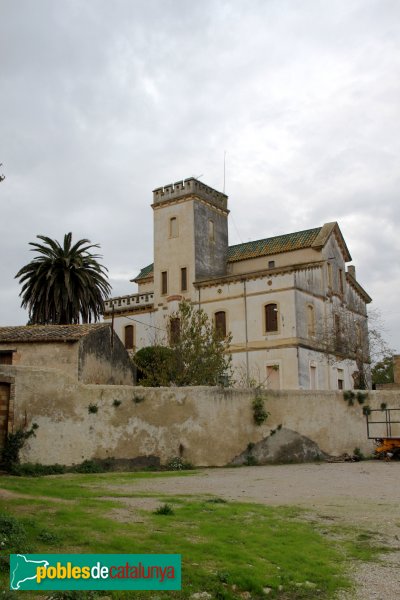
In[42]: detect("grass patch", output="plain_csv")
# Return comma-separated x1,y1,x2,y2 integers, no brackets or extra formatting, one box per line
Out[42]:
0,471,380,599
154,503,175,515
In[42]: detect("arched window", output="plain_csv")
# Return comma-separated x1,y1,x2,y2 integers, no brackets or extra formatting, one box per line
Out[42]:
169,217,178,238
215,311,227,339
307,305,315,337
124,325,134,350
265,303,278,333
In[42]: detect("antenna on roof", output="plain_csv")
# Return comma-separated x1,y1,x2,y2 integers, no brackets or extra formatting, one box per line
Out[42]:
192,174,203,181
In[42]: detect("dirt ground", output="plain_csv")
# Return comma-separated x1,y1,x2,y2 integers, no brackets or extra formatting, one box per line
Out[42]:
112,462,400,600
2,462,399,598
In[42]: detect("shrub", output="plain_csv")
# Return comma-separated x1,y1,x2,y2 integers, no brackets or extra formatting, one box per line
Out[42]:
132,395,144,404
252,395,269,425
133,346,176,386
112,399,121,407
165,456,193,471
1,423,38,470
88,404,98,414
353,447,365,460
10,463,66,477
154,503,174,515
72,460,104,474
356,391,368,405
0,514,30,572
343,390,355,406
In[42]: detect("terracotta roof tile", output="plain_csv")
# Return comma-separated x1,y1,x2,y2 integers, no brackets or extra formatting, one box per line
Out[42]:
0,323,110,343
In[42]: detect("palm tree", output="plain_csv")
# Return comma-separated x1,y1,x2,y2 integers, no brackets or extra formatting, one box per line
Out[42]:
16,233,112,324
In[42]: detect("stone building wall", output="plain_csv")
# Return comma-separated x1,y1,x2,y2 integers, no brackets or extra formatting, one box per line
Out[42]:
2,364,399,467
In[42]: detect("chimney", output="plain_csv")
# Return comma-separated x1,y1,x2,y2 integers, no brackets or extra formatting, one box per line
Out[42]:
347,265,356,279
394,355,400,385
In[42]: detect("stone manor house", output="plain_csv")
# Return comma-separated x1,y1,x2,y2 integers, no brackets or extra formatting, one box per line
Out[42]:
104,178,372,390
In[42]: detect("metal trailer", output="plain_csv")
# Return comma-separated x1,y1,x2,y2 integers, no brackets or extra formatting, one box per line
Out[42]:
366,408,400,459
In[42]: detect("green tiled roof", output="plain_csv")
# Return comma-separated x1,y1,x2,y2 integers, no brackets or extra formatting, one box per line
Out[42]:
133,263,154,281
134,227,322,279
227,227,322,262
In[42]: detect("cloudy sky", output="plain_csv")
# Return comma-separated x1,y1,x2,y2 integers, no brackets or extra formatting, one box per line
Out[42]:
1,0,399,351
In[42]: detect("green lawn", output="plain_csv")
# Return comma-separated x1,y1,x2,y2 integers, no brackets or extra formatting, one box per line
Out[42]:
0,471,380,599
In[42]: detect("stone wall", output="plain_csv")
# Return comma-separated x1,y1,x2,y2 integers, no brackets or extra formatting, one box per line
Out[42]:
2,364,400,467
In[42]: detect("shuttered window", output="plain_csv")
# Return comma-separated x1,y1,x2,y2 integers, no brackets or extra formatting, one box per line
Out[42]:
161,271,168,295
124,325,134,350
215,311,227,339
265,303,278,332
181,267,187,292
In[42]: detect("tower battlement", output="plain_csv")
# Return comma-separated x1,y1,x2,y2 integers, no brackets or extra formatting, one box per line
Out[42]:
152,178,228,211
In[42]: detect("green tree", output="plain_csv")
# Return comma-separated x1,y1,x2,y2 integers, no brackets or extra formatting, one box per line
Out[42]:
133,301,232,386
15,233,111,324
371,356,394,387
134,346,176,386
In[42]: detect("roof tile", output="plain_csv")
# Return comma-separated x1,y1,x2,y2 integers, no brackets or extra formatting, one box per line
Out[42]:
133,227,322,279
0,323,109,343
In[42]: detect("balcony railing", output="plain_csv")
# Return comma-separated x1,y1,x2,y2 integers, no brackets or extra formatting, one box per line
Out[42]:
104,292,154,314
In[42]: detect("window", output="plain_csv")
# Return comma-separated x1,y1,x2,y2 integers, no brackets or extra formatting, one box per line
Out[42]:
266,365,280,390
170,317,180,345
337,368,344,390
169,217,178,238
307,305,315,337
339,268,344,294
124,325,134,350
0,352,13,365
268,260,275,269
310,365,317,390
214,311,227,339
265,303,278,333
327,263,333,288
181,267,187,292
161,271,168,295
208,219,215,241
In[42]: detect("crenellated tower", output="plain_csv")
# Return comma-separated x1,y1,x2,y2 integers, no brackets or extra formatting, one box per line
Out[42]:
152,178,229,304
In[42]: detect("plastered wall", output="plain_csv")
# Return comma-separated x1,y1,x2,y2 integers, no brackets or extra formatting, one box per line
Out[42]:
2,364,399,467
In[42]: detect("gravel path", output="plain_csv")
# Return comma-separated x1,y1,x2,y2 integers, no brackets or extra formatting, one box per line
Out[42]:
107,462,400,599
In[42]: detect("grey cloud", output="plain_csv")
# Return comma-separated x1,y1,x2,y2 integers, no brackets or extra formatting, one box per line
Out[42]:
1,0,399,350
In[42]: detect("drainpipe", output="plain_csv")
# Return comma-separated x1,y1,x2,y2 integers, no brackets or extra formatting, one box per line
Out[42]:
243,279,249,385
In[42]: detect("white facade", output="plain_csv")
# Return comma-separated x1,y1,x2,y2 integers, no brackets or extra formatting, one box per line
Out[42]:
104,178,372,390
